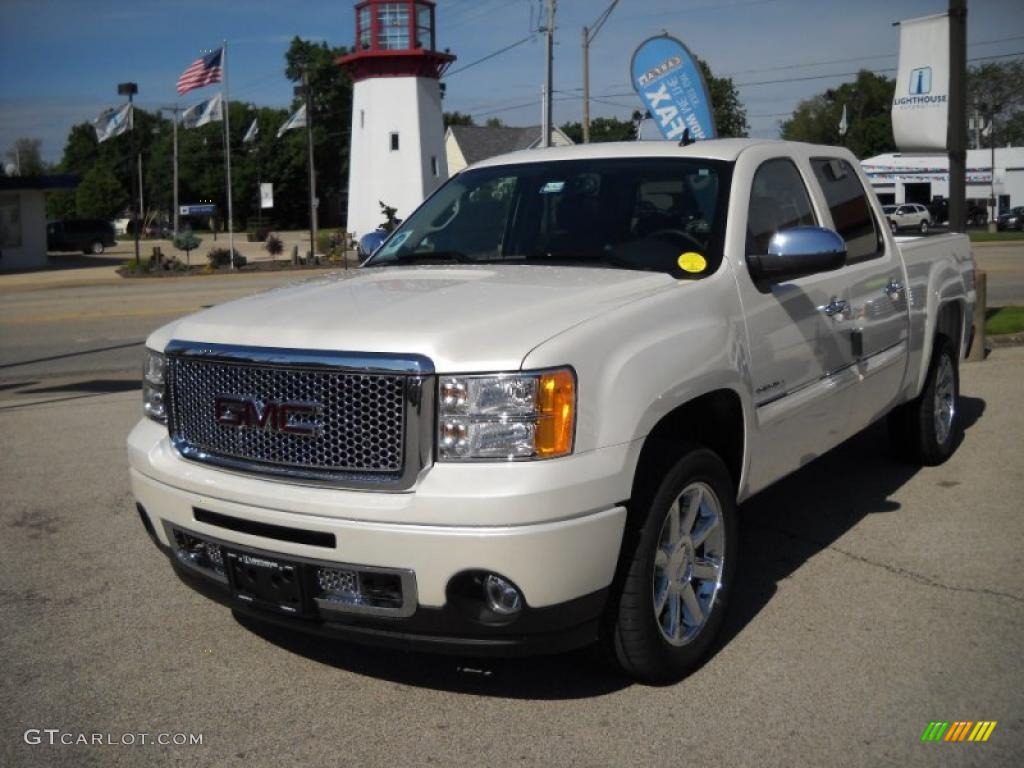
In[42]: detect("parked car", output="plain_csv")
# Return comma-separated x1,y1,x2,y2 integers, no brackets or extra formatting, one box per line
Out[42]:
130,140,975,683
996,206,1024,231
927,198,988,228
885,203,932,234
47,219,117,255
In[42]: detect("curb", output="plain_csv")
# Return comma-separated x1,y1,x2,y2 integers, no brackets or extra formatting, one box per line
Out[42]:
988,332,1024,348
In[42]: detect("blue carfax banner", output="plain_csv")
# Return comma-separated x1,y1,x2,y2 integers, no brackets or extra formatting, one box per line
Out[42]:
630,35,716,141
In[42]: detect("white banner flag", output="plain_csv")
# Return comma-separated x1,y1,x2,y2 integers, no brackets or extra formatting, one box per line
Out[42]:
182,93,223,129
93,103,132,143
242,117,259,144
259,182,274,209
892,13,949,152
276,104,306,138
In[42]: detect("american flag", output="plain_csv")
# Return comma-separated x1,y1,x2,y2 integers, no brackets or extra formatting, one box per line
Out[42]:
176,47,223,95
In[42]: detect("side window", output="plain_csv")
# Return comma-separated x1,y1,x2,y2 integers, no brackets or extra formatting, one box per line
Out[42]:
746,158,816,255
811,158,882,263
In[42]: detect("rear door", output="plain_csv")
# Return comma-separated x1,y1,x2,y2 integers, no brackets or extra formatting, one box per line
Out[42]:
809,156,910,425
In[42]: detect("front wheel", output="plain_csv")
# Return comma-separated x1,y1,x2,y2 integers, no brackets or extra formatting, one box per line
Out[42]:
890,220,898,234
90,241,105,255
919,219,929,234
888,336,961,465
605,447,737,683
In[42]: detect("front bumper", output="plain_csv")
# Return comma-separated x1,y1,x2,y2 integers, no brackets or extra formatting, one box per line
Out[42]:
129,419,633,654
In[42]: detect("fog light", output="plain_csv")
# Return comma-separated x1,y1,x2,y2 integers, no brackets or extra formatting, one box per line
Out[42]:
484,574,523,615
172,529,225,579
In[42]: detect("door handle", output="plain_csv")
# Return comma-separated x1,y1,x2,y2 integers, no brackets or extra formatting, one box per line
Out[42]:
885,278,904,300
823,297,849,317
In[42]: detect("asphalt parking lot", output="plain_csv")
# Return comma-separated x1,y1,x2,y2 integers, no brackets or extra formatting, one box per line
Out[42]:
2,335,1022,765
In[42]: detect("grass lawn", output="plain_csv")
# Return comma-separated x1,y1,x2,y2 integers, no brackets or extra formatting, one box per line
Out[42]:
969,230,1024,242
985,306,1024,336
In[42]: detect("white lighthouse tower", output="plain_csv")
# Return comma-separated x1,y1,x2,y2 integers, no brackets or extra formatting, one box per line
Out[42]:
339,0,455,238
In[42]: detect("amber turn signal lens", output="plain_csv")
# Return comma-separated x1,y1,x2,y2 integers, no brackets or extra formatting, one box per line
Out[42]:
534,369,575,458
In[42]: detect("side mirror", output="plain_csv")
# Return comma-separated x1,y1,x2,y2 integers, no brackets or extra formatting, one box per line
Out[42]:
747,226,846,283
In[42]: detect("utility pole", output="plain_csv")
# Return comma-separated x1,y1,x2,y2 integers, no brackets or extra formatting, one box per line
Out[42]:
159,106,181,237
118,82,140,264
947,0,967,233
542,0,556,147
581,0,621,144
297,69,317,261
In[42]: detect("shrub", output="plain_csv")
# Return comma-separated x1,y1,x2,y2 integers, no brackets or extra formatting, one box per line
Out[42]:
207,248,246,268
173,229,202,265
265,234,284,257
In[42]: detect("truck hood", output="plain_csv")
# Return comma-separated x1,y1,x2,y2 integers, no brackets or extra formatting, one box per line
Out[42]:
147,265,675,371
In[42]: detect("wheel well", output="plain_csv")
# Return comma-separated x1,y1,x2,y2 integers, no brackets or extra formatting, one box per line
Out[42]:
935,300,963,351
632,389,745,499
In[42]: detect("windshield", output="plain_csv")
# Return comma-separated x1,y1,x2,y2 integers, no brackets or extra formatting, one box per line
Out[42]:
366,157,732,279
882,205,896,213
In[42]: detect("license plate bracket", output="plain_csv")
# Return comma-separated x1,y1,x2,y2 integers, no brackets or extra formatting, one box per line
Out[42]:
224,550,308,616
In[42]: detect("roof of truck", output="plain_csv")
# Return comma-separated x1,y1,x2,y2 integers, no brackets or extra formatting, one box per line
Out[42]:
469,138,788,168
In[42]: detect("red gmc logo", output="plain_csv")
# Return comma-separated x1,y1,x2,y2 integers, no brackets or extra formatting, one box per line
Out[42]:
213,396,322,437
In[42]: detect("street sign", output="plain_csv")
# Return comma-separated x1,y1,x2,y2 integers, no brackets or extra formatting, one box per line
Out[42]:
180,204,217,216
259,183,273,209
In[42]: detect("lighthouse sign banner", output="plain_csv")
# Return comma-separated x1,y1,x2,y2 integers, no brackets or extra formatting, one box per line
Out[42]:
892,13,950,152
630,35,716,141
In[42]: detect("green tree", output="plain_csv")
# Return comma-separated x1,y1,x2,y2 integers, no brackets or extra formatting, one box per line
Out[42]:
444,111,475,127
5,137,46,175
699,59,748,138
285,37,353,230
780,70,896,158
560,116,636,143
484,117,506,128
968,60,1024,148
75,165,128,220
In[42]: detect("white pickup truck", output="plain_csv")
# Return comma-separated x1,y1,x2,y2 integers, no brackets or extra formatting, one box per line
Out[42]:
128,139,975,682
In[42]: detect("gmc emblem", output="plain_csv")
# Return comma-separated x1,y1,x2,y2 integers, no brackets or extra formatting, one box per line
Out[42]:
213,396,322,437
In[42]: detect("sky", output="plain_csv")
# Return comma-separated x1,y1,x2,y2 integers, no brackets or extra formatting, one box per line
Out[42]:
1,0,1022,164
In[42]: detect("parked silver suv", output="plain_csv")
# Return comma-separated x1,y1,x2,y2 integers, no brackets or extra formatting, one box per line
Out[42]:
883,203,931,234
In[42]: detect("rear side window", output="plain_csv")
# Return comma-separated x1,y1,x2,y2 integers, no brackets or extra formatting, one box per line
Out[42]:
746,158,816,255
811,158,882,263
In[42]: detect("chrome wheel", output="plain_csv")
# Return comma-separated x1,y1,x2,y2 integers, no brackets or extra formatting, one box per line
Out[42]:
934,353,956,445
652,481,725,646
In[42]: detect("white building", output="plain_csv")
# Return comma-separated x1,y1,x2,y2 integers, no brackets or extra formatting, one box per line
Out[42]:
0,175,78,271
862,146,1024,217
338,0,454,238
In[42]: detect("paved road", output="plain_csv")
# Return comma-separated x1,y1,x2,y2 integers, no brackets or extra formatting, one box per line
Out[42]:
1,333,1022,765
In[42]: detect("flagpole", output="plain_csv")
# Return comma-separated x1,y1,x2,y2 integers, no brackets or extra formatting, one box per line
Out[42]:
222,40,235,270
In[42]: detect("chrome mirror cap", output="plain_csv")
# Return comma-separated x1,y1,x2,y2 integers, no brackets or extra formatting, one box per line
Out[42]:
748,226,847,284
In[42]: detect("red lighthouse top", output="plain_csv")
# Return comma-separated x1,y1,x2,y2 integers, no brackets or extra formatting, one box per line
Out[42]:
337,0,455,81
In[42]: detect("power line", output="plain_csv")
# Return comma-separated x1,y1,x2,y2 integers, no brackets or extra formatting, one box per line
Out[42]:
444,34,539,78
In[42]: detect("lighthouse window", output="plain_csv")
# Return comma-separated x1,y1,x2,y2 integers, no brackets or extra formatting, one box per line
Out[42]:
378,3,410,50
416,4,433,49
358,6,371,49
390,132,400,151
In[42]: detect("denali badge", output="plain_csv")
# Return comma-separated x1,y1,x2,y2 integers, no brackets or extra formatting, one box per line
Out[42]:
214,396,322,436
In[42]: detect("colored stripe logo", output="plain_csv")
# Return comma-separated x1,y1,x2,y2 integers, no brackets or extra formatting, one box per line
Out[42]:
921,721,997,742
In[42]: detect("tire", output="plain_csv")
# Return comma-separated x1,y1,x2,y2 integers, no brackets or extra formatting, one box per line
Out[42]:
888,336,961,465
919,219,929,234
890,220,898,234
605,446,738,683
90,241,105,255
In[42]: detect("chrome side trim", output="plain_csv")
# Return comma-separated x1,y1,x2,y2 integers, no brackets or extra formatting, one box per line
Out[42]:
164,339,434,375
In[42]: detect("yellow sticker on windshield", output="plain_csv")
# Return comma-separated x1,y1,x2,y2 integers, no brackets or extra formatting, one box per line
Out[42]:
678,252,707,273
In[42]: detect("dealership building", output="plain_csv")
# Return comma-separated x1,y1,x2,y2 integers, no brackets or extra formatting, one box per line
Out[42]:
861,146,1024,216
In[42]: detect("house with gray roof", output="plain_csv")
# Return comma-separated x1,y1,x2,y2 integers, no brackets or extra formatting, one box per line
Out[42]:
445,125,574,175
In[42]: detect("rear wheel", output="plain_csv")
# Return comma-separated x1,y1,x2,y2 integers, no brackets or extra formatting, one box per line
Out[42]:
90,240,105,255
605,446,737,683
888,336,960,465
890,220,898,234
919,219,929,234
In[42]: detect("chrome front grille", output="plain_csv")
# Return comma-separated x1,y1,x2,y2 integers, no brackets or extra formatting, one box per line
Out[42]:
164,341,434,489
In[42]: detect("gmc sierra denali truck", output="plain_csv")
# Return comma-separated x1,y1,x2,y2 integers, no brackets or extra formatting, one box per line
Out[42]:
128,140,975,682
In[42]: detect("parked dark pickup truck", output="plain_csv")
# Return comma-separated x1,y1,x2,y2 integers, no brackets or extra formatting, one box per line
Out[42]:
47,219,116,255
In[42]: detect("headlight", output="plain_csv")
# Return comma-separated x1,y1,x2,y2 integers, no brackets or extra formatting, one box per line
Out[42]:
438,368,576,460
142,349,167,423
